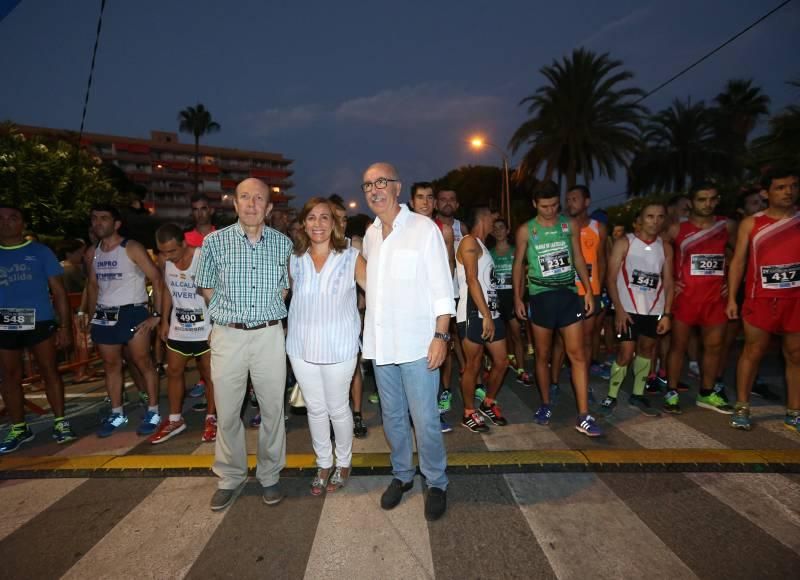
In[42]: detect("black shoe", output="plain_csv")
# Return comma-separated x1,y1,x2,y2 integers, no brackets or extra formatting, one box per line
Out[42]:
629,394,661,417
425,487,447,521
353,414,367,438
381,478,413,510
752,382,778,400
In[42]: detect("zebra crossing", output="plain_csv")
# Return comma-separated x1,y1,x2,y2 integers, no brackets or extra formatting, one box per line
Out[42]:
1,372,799,578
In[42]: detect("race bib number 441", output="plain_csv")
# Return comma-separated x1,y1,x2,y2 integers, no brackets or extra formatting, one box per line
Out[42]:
691,254,724,276
761,263,800,289
0,308,35,331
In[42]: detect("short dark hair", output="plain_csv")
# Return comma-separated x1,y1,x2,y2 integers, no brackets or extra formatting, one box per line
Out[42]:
736,185,762,209
90,204,122,222
435,188,456,200
410,182,434,199
0,204,25,221
190,193,211,205
155,223,185,245
637,202,667,219
465,204,492,231
689,180,718,199
568,185,591,199
760,167,799,190
328,194,346,211
533,180,560,201
667,193,690,207
57,238,86,260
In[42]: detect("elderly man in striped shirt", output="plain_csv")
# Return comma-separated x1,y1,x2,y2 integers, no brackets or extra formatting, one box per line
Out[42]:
196,178,293,512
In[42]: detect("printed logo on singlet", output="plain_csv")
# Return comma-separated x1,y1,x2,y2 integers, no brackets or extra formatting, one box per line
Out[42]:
95,260,123,281
0,263,34,287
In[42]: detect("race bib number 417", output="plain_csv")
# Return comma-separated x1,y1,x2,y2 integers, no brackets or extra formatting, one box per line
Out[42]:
761,263,800,289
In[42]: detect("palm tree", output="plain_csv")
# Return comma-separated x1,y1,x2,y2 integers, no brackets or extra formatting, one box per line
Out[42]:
713,79,770,178
629,98,722,194
509,48,646,189
178,103,221,195
750,80,800,169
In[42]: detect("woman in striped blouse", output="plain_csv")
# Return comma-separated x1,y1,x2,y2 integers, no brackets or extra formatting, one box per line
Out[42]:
287,197,366,495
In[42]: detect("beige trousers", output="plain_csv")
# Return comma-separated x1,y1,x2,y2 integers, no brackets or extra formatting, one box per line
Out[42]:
210,324,287,489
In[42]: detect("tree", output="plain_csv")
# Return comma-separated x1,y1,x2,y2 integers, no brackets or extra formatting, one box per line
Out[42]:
713,79,770,179
628,98,723,194
509,48,646,189
178,103,221,195
0,123,121,239
749,80,800,170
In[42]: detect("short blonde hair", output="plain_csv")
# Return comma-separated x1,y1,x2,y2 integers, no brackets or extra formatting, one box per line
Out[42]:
293,197,347,255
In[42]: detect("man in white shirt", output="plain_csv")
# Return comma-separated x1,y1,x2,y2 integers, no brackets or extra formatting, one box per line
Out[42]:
361,162,455,521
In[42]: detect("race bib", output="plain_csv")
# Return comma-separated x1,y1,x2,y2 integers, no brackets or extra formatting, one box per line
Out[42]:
761,263,800,289
0,308,35,331
175,308,205,327
538,248,571,277
495,271,512,290
691,254,724,276
631,269,659,291
92,306,119,327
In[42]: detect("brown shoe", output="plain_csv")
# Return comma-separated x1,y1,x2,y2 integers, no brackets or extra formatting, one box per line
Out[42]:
326,466,350,493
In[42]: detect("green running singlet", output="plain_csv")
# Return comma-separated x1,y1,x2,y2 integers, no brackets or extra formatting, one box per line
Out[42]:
525,215,577,296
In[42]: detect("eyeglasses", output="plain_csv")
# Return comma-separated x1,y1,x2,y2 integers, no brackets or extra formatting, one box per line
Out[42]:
361,177,399,194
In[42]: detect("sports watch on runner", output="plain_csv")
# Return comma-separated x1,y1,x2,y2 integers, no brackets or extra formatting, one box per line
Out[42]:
433,332,451,341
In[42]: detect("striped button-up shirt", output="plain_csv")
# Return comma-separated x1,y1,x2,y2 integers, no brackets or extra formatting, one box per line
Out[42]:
195,221,292,326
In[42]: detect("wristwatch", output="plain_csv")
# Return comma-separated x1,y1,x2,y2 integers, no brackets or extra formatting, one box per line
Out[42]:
151,311,162,318
433,331,451,341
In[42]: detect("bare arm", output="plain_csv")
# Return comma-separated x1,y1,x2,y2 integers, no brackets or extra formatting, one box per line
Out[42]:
85,251,99,325
657,242,674,334
127,242,163,315
570,219,593,315
355,254,366,290
48,275,72,348
512,223,529,319
200,288,213,305
606,237,633,334
596,222,608,291
726,217,753,319
160,262,172,341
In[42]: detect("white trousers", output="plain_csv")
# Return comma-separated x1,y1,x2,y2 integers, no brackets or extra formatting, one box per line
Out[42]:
289,356,356,469
211,324,286,489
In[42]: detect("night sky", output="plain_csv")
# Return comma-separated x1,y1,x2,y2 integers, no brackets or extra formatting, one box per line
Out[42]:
1,0,798,209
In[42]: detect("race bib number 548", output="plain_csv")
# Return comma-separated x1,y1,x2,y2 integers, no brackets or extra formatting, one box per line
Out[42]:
0,308,35,331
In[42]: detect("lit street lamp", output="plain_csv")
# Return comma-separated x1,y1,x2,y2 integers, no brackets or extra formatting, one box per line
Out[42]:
469,136,511,225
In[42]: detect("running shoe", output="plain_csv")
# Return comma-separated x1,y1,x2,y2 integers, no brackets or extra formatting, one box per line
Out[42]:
439,415,453,433
368,392,380,405
575,414,604,437
149,418,187,444
598,365,611,380
474,385,487,403
353,414,368,438
137,411,162,436
461,411,489,433
155,363,166,377
730,405,752,431
97,413,128,438
202,416,217,442
188,381,205,398
534,404,552,425
438,389,453,413
713,381,730,403
783,412,800,434
663,390,682,414
249,413,261,428
751,381,778,400
696,392,734,414
645,375,662,395
549,383,560,406
192,401,208,413
52,420,77,444
479,401,508,426
0,424,34,454
516,371,533,387
599,396,617,416
629,394,661,417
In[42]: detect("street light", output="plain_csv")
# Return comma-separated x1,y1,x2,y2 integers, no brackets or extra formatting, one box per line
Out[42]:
468,135,511,225
348,201,357,209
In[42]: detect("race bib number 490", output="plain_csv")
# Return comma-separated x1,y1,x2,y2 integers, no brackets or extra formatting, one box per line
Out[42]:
691,254,724,276
538,249,571,277
0,308,35,331
761,263,800,289
631,269,659,291
175,308,205,326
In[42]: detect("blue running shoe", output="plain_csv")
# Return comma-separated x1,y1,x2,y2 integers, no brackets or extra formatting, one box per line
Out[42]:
783,412,800,434
188,381,205,398
440,415,453,433
730,405,752,431
52,420,77,444
0,424,34,454
549,383,560,406
599,366,611,380
534,404,552,425
576,414,603,437
137,411,161,436
97,413,128,438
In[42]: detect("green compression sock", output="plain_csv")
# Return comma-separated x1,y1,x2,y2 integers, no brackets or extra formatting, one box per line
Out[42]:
632,356,651,396
608,363,628,399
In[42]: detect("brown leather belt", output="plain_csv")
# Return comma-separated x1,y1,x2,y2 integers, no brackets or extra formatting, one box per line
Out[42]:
223,320,280,330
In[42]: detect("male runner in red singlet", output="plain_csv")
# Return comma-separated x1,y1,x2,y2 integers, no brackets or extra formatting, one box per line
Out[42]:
663,182,736,414
727,168,800,432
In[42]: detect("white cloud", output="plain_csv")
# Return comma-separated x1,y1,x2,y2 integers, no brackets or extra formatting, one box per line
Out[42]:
246,104,320,136
581,4,656,47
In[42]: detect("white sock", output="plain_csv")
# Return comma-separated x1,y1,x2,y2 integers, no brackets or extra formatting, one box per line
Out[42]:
112,406,124,415
169,414,182,422
148,405,159,414
206,414,216,420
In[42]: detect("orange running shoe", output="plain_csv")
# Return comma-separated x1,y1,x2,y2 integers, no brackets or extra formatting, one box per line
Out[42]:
149,418,186,444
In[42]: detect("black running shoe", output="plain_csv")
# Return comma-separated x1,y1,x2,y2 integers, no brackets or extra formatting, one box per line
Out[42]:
353,414,367,438
629,394,661,417
479,401,508,426
461,411,489,433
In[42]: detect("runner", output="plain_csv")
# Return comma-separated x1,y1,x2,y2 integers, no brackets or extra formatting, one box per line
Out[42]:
456,206,509,432
490,217,531,386
512,182,602,437
663,182,735,415
85,205,163,438
727,169,800,432
0,205,77,453
149,223,216,444
601,203,673,417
